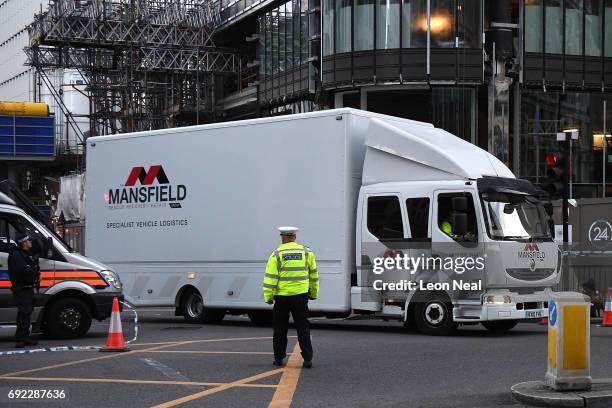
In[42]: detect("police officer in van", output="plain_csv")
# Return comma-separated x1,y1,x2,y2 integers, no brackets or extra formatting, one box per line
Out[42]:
263,226,319,368
8,232,40,348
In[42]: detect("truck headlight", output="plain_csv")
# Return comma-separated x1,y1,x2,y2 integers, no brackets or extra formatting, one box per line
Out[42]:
484,295,512,304
100,270,122,289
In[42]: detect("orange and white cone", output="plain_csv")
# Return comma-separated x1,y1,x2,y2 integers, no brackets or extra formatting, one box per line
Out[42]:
100,297,129,352
602,288,612,327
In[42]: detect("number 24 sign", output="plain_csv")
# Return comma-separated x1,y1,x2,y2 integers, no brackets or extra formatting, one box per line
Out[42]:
588,220,612,249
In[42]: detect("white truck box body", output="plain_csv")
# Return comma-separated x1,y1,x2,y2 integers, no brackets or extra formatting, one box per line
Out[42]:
85,110,418,309
86,108,549,316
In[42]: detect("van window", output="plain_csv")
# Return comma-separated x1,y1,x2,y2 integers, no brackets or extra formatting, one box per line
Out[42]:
0,213,57,259
406,197,430,241
437,192,478,243
367,196,404,240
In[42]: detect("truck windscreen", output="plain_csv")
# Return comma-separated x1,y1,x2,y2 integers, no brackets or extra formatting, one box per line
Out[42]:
480,192,552,241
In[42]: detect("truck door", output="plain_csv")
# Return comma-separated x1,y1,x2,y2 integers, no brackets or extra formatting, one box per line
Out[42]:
430,190,485,302
360,193,408,289
0,211,56,322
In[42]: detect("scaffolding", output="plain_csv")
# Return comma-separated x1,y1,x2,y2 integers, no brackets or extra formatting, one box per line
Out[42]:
24,0,237,137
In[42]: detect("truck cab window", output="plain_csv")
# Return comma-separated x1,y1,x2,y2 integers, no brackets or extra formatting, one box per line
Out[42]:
367,196,404,241
437,193,478,243
405,197,430,241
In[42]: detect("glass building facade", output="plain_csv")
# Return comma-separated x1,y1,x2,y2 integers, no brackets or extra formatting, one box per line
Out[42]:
256,0,310,77
322,0,481,54
215,0,612,197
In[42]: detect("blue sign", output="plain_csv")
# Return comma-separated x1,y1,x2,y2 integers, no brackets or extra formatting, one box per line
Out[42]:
549,300,557,326
0,115,55,159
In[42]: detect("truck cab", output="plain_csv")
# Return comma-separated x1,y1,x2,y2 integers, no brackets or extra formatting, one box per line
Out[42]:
352,117,559,335
0,184,123,339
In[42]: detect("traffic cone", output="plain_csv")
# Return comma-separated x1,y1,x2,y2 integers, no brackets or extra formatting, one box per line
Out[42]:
602,288,612,327
100,297,129,352
539,316,548,325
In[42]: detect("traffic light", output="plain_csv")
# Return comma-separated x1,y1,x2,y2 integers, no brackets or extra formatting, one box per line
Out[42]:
543,152,567,198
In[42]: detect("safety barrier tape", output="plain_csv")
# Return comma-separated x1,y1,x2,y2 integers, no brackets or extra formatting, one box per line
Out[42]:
0,299,139,356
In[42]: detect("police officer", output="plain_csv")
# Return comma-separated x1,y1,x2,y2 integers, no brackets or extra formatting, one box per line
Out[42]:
263,226,318,368
8,233,40,348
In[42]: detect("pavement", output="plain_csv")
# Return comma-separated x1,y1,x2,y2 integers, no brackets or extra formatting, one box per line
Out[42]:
0,310,611,408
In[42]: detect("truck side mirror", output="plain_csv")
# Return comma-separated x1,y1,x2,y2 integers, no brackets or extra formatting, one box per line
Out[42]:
451,196,468,213
450,213,468,236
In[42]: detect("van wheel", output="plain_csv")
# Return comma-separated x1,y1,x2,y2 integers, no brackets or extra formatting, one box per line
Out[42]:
482,320,518,333
413,293,458,336
43,298,92,339
248,311,274,326
181,290,225,324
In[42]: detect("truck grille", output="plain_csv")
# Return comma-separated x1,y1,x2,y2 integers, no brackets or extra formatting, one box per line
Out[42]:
506,268,555,281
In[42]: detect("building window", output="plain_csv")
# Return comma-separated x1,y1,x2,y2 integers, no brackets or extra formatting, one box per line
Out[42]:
605,0,612,56
293,0,301,66
355,0,375,50
456,0,481,48
279,3,286,72
585,0,602,56
266,12,273,74
404,0,427,47
301,0,309,62
430,0,454,47
377,0,400,49
323,0,334,56
337,0,352,52
431,87,476,143
565,0,584,55
545,0,563,53
272,9,279,73
525,0,543,52
257,16,265,76
520,91,612,197
285,2,293,70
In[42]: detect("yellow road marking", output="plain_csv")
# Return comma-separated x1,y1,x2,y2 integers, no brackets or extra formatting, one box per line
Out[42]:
145,350,282,355
268,342,303,408
0,336,285,378
0,341,192,378
151,368,285,408
0,376,278,388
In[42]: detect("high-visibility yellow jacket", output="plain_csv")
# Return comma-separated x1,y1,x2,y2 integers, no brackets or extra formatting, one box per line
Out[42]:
263,241,318,302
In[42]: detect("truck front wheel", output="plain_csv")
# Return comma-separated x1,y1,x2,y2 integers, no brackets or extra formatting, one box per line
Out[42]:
413,293,458,336
43,297,92,339
482,320,518,333
181,290,225,324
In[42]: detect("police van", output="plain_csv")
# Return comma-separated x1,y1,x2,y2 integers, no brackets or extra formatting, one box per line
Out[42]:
0,182,123,339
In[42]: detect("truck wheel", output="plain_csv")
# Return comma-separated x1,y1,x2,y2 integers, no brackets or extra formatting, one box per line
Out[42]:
181,290,225,324
43,298,92,339
413,293,458,336
248,311,274,326
482,320,518,333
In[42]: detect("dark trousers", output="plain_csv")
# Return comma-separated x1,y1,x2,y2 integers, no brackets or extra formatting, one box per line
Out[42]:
12,287,34,340
273,293,313,362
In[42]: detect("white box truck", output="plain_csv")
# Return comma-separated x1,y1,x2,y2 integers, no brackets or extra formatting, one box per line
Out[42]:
85,108,560,335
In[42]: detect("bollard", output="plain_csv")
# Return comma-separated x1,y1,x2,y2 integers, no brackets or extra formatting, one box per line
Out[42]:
545,292,591,391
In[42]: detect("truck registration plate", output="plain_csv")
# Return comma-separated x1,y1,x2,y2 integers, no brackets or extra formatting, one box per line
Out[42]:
526,311,543,319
